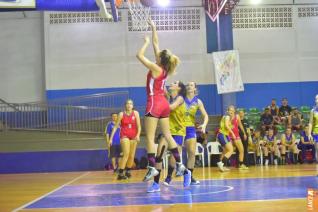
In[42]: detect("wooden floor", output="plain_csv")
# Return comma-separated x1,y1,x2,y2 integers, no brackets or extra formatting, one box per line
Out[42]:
1,164,317,212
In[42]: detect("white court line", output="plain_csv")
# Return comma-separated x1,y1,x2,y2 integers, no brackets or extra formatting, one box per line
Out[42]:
12,172,90,212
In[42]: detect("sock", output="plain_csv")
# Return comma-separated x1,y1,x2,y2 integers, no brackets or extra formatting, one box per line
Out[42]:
170,148,181,163
154,169,161,184
126,168,131,173
147,153,156,167
274,155,278,160
293,154,298,163
167,166,174,177
239,161,243,166
189,168,194,180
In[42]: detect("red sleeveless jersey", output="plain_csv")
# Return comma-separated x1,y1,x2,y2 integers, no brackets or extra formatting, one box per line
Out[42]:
120,111,138,140
146,69,167,96
231,115,240,140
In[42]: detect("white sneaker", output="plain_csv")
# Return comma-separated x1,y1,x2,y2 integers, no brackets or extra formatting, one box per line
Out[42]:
143,166,159,182
223,166,230,172
175,162,186,177
265,159,269,166
217,161,225,172
274,159,278,165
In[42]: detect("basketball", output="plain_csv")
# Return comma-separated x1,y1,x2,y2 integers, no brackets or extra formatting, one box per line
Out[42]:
140,0,155,7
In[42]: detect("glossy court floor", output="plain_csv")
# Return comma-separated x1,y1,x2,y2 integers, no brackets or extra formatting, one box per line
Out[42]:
1,164,317,212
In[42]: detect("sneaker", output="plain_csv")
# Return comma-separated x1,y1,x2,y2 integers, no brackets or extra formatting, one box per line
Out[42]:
217,161,225,172
147,182,160,193
239,164,249,170
274,159,278,165
265,159,269,166
223,166,230,171
191,178,200,185
143,166,159,182
125,171,131,178
117,174,128,180
113,168,119,174
183,169,192,187
175,162,186,177
163,176,172,186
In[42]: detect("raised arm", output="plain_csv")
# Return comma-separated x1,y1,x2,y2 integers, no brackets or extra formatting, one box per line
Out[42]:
169,96,184,111
148,19,161,64
136,35,162,76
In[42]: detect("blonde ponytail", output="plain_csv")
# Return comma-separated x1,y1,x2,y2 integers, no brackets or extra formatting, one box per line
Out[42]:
166,54,180,75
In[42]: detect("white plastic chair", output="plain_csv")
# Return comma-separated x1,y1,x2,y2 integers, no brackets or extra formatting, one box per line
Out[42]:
162,150,182,169
195,143,205,167
206,142,222,166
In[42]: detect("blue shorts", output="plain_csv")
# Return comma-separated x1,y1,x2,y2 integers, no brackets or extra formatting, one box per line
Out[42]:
185,126,197,141
313,134,318,143
217,133,230,147
172,135,184,146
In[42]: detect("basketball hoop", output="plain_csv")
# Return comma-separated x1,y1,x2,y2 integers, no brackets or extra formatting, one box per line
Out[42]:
127,0,151,31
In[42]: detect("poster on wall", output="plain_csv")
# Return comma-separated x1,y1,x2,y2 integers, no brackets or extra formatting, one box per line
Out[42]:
0,0,35,8
212,50,244,94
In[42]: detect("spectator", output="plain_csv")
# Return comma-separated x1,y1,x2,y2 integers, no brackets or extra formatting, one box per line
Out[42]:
260,108,274,132
105,113,121,172
290,108,303,132
268,98,281,125
247,128,262,165
279,98,292,126
299,125,316,163
262,128,279,165
280,127,300,164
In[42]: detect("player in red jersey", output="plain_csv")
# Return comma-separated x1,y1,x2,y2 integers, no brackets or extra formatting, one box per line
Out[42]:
110,99,141,180
136,19,186,188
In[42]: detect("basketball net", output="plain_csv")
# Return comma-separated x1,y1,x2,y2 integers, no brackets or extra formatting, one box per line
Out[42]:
127,0,150,31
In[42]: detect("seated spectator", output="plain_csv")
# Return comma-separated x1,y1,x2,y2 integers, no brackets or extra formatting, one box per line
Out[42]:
248,128,262,164
262,128,279,165
279,98,292,126
268,98,281,125
280,127,300,164
260,108,274,132
290,108,303,132
239,110,249,166
299,125,316,163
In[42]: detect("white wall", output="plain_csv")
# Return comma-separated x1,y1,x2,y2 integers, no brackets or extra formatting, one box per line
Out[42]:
44,8,210,90
0,11,44,103
233,5,318,84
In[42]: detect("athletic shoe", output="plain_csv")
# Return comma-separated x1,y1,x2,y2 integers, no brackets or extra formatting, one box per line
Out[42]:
125,171,132,178
163,176,172,186
265,159,269,166
183,169,192,187
147,182,160,193
117,174,128,180
223,166,230,171
239,164,249,170
191,178,200,185
143,166,159,182
175,162,186,177
217,161,225,172
274,159,278,165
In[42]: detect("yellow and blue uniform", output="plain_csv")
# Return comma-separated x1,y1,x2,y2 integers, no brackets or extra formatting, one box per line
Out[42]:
217,115,232,146
312,107,318,142
264,135,275,147
169,96,186,146
184,96,199,141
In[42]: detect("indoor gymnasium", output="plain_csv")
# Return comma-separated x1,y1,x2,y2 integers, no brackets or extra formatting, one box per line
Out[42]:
0,0,318,211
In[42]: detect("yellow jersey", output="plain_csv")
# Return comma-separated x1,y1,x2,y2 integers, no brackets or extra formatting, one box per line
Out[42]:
219,115,231,136
169,96,186,136
313,107,318,134
184,96,199,127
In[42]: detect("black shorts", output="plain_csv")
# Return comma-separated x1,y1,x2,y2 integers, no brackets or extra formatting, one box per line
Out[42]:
110,145,122,158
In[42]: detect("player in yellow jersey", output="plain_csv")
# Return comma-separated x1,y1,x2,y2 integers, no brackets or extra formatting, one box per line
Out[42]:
150,81,192,192
183,81,209,184
217,105,236,172
309,94,318,162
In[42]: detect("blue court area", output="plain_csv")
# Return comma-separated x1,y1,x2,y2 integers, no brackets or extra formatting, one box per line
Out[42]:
26,176,318,209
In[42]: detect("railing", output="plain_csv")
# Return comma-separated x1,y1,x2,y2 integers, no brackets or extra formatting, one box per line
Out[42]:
0,91,131,134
